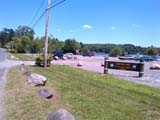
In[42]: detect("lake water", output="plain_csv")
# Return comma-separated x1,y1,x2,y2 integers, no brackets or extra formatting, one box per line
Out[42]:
95,52,109,57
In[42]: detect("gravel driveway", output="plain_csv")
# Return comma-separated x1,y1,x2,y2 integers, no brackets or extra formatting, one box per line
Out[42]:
0,49,6,120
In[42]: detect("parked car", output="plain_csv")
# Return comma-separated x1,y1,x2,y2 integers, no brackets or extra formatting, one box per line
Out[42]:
134,55,154,61
154,56,160,61
63,53,74,59
83,53,91,57
51,51,63,58
118,55,135,60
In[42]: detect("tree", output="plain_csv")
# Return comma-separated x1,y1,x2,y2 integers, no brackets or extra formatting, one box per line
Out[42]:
146,46,158,56
110,46,122,57
63,39,81,54
0,28,14,47
81,46,90,54
123,44,137,54
15,25,35,40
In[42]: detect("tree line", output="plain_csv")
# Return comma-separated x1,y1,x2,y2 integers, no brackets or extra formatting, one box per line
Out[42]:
0,25,159,56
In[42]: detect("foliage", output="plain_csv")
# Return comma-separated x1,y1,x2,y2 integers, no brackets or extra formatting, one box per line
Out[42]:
15,25,35,39
63,39,81,54
5,65,160,120
9,49,17,53
110,46,123,57
0,25,160,55
146,46,158,56
81,46,90,54
0,28,14,47
35,53,52,66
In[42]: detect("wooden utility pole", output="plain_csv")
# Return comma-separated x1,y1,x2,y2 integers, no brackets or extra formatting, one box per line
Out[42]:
44,0,51,68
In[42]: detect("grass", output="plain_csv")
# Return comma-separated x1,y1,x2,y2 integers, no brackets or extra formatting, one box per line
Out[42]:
7,53,36,61
4,65,160,120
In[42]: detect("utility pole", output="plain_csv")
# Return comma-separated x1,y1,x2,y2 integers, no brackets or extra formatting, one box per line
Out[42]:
44,0,51,68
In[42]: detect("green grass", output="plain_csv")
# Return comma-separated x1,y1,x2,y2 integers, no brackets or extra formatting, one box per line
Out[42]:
4,65,160,120
7,53,36,61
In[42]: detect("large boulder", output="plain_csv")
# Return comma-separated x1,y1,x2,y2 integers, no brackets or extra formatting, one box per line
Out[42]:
46,109,75,120
27,73,47,86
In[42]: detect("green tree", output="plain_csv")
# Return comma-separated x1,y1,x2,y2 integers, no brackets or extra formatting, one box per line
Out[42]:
0,28,14,47
63,39,81,53
15,25,35,40
110,46,122,57
81,46,90,54
123,44,137,54
146,46,158,56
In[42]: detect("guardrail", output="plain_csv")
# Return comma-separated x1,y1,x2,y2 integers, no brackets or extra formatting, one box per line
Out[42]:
104,57,144,77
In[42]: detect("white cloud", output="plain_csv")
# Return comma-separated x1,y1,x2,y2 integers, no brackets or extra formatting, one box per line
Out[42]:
82,24,93,29
111,27,116,30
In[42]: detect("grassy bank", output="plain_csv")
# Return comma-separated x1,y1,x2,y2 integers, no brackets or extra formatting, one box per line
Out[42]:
4,65,160,120
7,53,36,61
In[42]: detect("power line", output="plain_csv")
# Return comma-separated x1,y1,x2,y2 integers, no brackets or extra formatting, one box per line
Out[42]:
31,0,66,28
31,10,46,28
50,0,60,5
28,0,45,27
50,0,66,9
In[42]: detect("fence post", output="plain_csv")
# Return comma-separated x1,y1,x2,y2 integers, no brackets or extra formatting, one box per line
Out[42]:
104,57,108,74
139,60,144,77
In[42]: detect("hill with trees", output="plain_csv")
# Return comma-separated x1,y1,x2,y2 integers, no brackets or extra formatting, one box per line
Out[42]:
0,25,159,56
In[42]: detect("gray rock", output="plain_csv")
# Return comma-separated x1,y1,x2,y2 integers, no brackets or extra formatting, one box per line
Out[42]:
23,70,31,76
20,64,25,72
38,89,53,99
20,64,31,76
46,109,75,120
77,61,83,66
27,73,47,86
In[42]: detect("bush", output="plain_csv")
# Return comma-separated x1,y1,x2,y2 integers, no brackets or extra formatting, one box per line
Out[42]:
9,49,17,53
35,53,53,67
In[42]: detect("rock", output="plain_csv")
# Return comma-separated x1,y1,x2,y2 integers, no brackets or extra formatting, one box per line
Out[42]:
20,64,25,72
20,64,32,76
23,70,32,76
27,73,47,86
38,89,53,99
77,61,83,66
11,55,14,59
46,109,75,120
150,63,160,70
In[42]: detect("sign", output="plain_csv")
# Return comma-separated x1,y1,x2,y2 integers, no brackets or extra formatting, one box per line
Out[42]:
107,61,141,71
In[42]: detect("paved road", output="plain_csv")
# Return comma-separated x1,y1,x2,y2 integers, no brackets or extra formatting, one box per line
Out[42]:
0,49,6,62
0,49,24,120
0,48,6,120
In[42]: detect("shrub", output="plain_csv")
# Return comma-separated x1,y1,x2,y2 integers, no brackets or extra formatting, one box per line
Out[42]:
9,49,17,53
35,53,53,67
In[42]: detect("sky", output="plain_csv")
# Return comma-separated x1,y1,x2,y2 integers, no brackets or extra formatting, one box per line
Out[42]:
0,0,160,47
